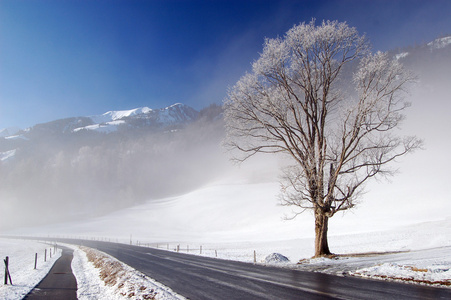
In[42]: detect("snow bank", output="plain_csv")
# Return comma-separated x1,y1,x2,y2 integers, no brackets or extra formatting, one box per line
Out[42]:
354,261,451,286
293,244,451,287
264,253,290,264
69,245,185,300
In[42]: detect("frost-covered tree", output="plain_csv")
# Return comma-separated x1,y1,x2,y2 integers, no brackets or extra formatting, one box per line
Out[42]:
224,20,422,257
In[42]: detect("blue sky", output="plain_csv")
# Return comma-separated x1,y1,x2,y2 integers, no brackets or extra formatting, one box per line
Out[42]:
1,0,450,129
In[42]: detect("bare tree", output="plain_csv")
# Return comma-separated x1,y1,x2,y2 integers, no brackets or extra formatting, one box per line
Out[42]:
224,20,422,257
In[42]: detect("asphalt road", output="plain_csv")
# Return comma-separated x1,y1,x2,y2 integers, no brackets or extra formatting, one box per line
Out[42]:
24,246,77,300
49,238,451,300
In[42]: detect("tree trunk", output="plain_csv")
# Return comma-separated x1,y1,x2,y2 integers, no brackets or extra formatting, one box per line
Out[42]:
314,210,331,257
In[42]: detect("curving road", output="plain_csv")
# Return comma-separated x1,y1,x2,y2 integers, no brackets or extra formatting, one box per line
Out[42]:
44,238,451,300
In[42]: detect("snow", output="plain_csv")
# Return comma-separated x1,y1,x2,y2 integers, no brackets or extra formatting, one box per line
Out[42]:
167,103,183,108
0,239,183,300
354,260,451,286
428,36,451,49
4,142,451,288
89,104,188,125
0,127,21,138
72,103,193,133
395,52,409,60
18,178,301,244
69,245,185,300
264,253,290,264
73,120,126,133
0,239,61,300
4,135,28,141
90,107,153,124
6,167,451,288
0,149,16,162
291,220,451,285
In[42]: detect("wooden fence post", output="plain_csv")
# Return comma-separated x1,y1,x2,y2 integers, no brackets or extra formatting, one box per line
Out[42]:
34,253,37,270
4,256,13,285
254,250,256,263
4,256,8,285
45,249,47,262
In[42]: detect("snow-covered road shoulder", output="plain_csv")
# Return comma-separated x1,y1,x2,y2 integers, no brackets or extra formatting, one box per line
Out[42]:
353,262,451,286
294,246,451,288
69,245,185,300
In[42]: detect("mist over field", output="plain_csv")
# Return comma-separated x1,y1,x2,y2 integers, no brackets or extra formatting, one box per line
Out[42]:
0,105,231,229
0,36,450,238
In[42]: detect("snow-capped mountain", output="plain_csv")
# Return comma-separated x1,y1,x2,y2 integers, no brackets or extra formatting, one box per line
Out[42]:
90,106,154,124
0,103,198,138
73,103,199,134
0,103,201,162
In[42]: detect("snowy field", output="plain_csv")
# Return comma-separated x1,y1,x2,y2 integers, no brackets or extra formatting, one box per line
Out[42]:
0,239,61,300
4,166,451,290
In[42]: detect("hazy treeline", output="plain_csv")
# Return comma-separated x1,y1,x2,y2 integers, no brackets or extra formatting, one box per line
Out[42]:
0,104,227,229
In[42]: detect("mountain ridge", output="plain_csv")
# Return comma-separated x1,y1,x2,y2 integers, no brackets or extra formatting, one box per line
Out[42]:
1,103,199,138
74,103,199,134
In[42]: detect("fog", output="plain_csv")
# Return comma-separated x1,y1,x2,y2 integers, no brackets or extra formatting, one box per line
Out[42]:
1,39,450,233
0,106,235,230
390,44,451,222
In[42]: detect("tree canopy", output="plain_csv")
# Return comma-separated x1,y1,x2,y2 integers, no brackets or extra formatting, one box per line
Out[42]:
224,20,422,257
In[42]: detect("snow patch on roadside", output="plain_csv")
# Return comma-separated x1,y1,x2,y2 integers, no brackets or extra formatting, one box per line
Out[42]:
293,245,451,288
353,263,451,286
70,245,185,300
